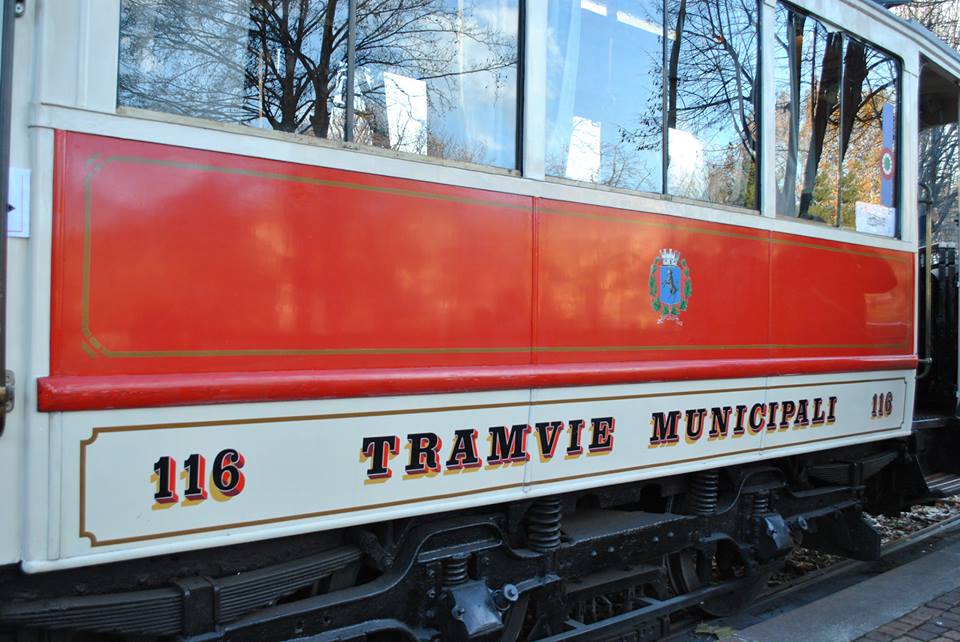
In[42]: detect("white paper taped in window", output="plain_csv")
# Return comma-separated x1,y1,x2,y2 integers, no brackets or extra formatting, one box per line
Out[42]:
855,201,896,237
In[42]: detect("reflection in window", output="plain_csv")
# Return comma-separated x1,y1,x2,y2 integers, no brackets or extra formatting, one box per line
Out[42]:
119,0,519,169
666,0,759,208
920,121,958,245
545,0,664,193
353,0,519,168
775,4,899,234
120,0,349,139
839,41,898,233
775,8,842,223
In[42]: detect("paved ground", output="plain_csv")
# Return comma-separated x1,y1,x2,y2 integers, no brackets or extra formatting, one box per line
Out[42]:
854,588,960,642
734,538,960,642
674,525,960,642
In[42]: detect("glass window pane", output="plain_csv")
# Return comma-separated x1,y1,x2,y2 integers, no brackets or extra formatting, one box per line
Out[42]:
545,0,664,193
920,122,958,245
666,0,759,208
839,41,899,235
775,6,844,225
119,0,349,140
352,0,519,169
774,5,797,215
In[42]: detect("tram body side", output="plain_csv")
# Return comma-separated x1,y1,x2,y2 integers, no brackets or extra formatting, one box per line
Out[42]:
29,130,914,563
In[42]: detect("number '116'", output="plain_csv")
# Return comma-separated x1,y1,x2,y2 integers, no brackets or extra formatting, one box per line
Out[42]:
871,392,894,418
152,449,246,504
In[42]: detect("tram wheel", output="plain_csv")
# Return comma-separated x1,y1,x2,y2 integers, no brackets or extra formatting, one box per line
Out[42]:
667,543,773,616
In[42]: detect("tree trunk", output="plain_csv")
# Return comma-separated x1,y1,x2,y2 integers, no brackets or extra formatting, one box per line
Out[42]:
778,13,805,216
798,30,843,219
312,0,339,138
667,0,686,131
839,40,867,160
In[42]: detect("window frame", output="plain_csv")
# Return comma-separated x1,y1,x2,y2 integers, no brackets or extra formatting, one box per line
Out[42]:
25,0,925,252
115,0,527,175
540,0,764,214
663,0,763,210
773,0,904,239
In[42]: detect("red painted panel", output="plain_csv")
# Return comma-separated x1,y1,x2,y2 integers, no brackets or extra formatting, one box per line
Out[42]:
52,132,534,376
47,131,916,410
769,233,913,357
535,199,772,363
38,356,918,411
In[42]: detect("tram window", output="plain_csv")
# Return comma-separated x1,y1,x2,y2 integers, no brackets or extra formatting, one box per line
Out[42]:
839,42,899,234
666,0,760,209
774,7,842,224
351,0,518,168
545,0,664,193
118,0,520,170
775,3,900,235
119,1,349,140
918,65,959,245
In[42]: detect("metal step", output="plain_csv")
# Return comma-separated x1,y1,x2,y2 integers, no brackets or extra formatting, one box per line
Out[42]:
913,414,953,431
925,473,960,497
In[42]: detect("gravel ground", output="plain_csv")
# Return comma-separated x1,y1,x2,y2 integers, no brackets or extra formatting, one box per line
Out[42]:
768,496,960,586
865,496,960,543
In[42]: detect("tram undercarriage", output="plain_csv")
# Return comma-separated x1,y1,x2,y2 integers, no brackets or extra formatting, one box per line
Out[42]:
3,434,955,642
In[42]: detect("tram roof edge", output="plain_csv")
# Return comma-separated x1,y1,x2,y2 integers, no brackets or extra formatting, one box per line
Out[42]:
862,0,960,74
901,17,960,71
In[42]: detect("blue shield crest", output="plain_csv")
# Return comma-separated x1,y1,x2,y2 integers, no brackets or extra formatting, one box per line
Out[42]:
659,265,681,306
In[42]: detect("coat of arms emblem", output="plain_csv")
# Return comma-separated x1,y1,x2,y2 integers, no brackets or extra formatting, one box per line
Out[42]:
648,248,692,324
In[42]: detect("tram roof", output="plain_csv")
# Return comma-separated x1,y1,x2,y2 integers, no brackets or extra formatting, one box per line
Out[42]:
863,0,960,76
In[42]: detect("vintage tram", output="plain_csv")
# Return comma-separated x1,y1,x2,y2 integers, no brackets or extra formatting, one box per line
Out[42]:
1,0,960,639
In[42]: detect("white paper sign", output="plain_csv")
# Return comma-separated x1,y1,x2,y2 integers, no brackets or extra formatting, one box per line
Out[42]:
855,201,896,237
7,167,30,238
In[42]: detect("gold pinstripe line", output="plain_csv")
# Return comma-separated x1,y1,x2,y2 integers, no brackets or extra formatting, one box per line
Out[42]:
76,152,913,359
79,377,907,546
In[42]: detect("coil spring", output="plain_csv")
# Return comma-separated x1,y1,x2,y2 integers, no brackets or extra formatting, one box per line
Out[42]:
752,491,771,518
442,555,469,588
527,497,563,552
690,470,720,516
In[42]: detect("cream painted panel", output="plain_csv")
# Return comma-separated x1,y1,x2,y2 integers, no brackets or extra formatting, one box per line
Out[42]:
45,372,912,572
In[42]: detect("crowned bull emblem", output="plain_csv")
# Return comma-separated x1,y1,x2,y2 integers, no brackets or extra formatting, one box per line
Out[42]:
648,248,692,324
